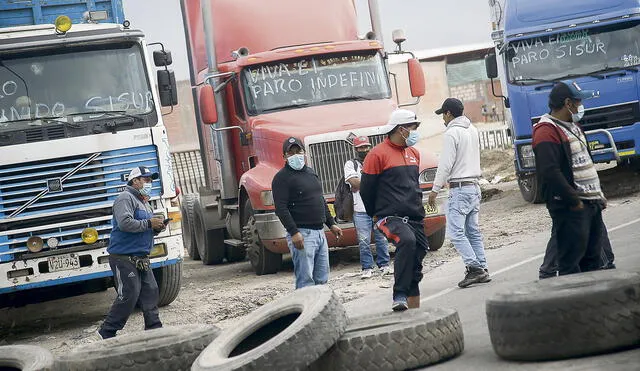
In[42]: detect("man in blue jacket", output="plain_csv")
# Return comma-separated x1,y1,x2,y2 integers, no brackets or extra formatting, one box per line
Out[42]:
98,166,166,339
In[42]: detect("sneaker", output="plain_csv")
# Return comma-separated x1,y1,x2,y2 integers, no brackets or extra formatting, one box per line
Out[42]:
392,296,408,311
603,262,616,270
458,266,489,288
86,329,105,343
361,269,373,279
379,265,393,276
479,268,492,283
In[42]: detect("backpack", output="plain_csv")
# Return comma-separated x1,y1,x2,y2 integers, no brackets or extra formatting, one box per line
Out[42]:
334,159,358,222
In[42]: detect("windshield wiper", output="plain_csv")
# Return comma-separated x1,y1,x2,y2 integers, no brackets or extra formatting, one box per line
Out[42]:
61,110,145,120
259,103,312,113
512,77,555,85
320,96,372,103
553,72,606,81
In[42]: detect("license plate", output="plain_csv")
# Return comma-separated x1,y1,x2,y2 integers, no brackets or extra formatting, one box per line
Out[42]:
48,253,80,273
327,203,337,218
424,204,438,215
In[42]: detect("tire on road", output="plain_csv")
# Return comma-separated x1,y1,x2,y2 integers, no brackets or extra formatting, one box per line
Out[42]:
181,193,200,260
192,285,348,371
0,345,57,371
193,198,225,265
310,307,464,371
487,270,640,361
427,227,446,251
57,324,221,371
153,262,182,307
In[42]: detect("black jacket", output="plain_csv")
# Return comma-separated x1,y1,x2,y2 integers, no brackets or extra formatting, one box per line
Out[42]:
272,164,336,235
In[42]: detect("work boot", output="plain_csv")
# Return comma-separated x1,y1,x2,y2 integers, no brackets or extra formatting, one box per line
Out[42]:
407,296,420,309
479,268,492,283
458,266,489,288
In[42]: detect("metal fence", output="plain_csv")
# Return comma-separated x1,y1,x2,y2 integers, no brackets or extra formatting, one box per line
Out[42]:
171,150,206,195
479,127,513,151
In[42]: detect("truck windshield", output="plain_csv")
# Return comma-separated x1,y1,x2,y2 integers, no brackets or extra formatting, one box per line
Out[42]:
241,51,391,115
0,42,153,128
506,21,640,84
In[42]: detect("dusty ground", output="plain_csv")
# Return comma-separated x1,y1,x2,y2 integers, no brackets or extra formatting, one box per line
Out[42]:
1,150,638,355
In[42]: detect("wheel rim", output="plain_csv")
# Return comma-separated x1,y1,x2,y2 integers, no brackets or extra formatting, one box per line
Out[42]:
243,216,261,269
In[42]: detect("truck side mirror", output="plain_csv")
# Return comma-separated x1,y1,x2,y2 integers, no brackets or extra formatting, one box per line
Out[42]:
485,53,498,79
407,58,425,97
157,70,178,106
153,50,173,67
199,85,218,124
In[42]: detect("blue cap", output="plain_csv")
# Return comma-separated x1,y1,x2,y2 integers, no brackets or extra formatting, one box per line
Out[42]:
558,80,598,100
127,166,159,182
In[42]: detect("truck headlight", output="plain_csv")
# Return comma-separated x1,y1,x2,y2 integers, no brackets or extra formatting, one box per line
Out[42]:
419,168,437,184
518,144,536,169
260,190,274,206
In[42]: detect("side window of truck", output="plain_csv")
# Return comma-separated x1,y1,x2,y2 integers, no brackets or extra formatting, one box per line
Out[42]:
232,80,246,121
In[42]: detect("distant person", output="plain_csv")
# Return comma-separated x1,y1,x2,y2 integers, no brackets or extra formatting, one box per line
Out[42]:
272,137,343,289
429,98,489,288
343,136,391,279
532,80,606,276
360,109,429,311
481,104,488,123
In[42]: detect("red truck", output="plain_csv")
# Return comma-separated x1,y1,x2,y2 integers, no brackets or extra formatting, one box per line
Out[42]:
179,0,447,275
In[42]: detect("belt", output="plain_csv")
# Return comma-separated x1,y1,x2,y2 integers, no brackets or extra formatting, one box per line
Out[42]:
449,181,477,188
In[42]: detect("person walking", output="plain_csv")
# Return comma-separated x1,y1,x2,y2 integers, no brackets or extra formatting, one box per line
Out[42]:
360,109,429,311
532,80,606,276
429,98,489,288
344,136,391,279
272,137,343,289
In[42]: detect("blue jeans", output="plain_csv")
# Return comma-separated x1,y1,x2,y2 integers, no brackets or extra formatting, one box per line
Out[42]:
286,228,330,289
446,185,487,269
353,212,390,270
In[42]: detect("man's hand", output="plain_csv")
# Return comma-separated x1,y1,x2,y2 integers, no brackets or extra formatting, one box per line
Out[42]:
428,191,438,208
600,197,608,210
292,232,305,250
330,225,343,240
150,217,165,231
569,200,584,212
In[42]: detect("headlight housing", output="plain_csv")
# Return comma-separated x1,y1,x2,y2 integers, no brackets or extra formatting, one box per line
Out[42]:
419,168,437,184
517,144,536,169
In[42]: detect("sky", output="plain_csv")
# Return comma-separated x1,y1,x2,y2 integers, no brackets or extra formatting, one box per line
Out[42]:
123,0,492,81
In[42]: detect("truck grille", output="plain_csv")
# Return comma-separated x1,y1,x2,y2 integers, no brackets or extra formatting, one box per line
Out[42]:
0,145,160,258
532,102,640,131
308,134,385,195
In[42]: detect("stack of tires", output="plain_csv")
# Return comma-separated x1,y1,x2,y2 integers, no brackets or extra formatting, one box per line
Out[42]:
1,286,464,371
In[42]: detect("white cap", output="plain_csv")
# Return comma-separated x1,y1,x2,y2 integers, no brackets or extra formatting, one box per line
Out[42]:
127,166,159,182
380,109,420,134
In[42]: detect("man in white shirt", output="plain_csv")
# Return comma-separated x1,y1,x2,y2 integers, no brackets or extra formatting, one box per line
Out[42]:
428,98,490,288
344,136,391,279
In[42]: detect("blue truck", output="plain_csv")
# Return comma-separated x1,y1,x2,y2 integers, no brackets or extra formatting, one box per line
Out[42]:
486,0,639,202
0,0,183,307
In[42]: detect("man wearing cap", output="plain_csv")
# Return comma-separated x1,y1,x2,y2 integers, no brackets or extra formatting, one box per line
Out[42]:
344,136,391,279
272,137,343,289
429,98,489,288
360,109,429,311
98,166,165,339
532,80,606,276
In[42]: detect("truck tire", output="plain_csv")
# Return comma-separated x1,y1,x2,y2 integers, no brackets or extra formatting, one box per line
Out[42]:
487,270,640,361
192,286,348,371
181,194,200,260
0,345,57,371
57,325,221,371
310,307,464,371
154,262,182,307
193,198,225,265
242,200,282,275
517,173,543,204
427,227,446,251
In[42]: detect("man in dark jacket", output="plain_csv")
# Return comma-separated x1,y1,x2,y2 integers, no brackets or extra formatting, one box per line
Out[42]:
360,109,429,311
272,137,343,289
98,166,165,339
532,80,606,276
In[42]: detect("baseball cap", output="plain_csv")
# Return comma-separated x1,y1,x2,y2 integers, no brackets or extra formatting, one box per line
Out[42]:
380,109,420,134
353,136,371,148
435,98,464,116
550,80,598,104
282,137,304,154
128,166,159,182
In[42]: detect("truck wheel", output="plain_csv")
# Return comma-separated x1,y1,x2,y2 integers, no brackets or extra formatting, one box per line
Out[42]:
242,200,282,275
517,174,543,204
310,307,464,371
0,345,56,371
57,325,221,371
154,262,182,307
193,198,225,265
487,270,640,361
192,286,347,371
427,227,446,251
181,194,200,260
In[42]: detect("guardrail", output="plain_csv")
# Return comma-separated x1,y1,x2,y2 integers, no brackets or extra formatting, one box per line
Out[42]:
479,127,512,151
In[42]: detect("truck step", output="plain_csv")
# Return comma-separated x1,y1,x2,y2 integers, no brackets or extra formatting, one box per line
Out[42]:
223,204,239,210
224,239,245,247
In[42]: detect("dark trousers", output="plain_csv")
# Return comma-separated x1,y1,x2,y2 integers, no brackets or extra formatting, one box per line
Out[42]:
544,203,604,276
378,218,429,299
100,256,162,338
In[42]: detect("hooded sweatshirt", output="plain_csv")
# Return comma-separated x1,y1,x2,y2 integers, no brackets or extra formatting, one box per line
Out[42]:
432,116,482,192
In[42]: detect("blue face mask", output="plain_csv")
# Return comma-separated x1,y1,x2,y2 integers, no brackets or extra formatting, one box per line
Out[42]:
140,182,153,196
287,154,305,170
401,128,420,147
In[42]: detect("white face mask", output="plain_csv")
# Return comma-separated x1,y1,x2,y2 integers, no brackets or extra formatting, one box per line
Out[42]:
140,182,153,196
570,104,585,123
